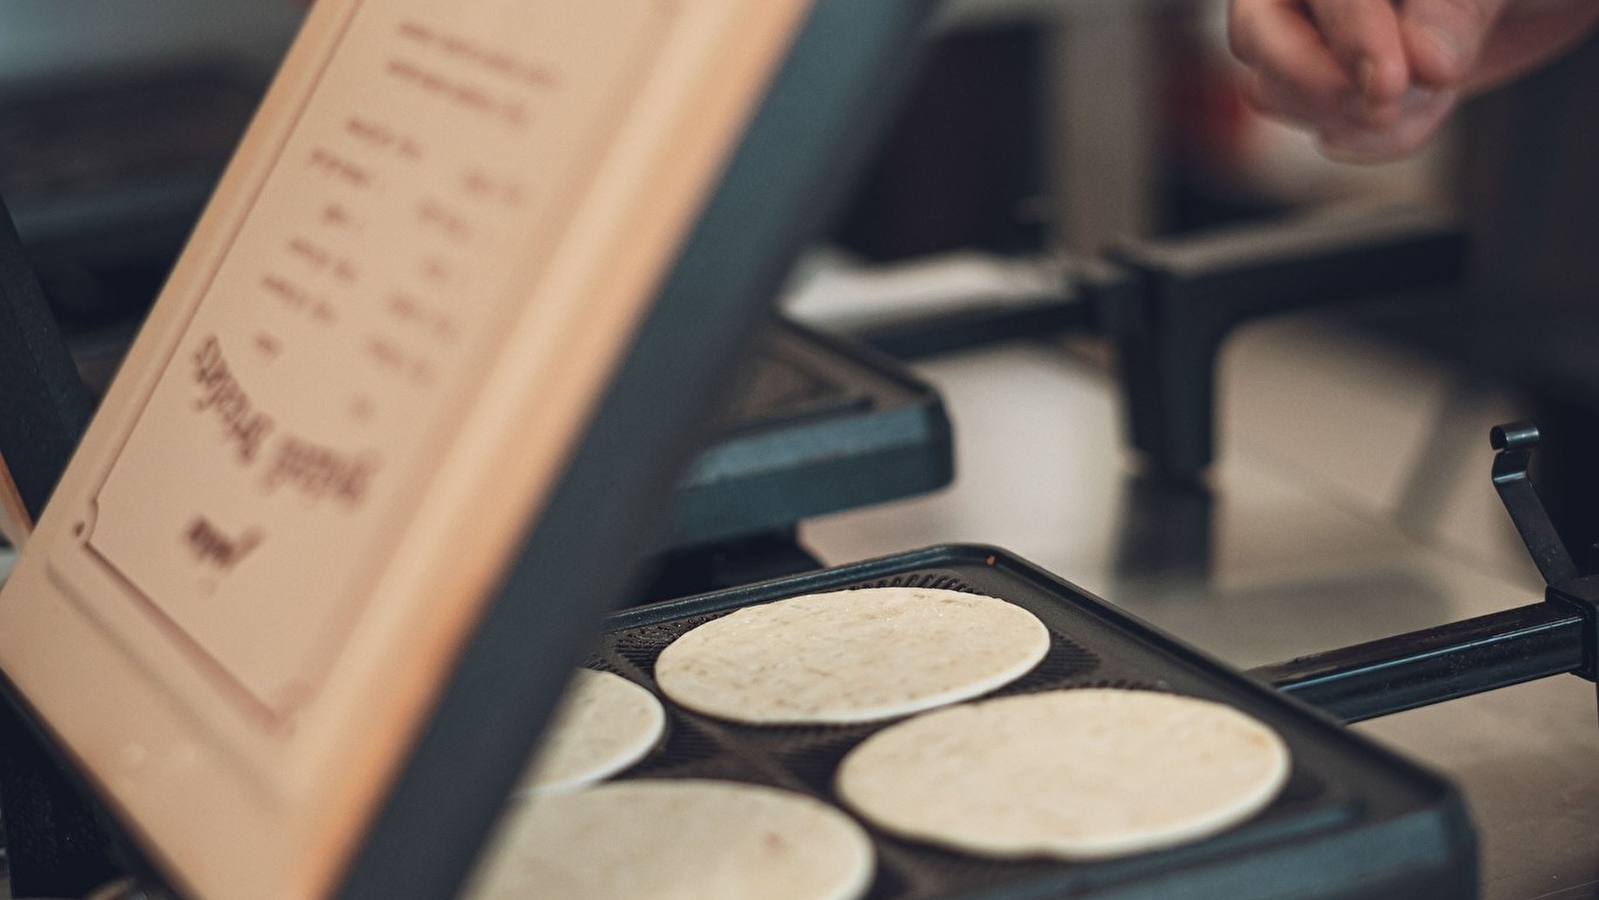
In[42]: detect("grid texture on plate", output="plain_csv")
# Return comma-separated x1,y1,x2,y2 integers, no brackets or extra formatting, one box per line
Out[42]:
584,564,1344,899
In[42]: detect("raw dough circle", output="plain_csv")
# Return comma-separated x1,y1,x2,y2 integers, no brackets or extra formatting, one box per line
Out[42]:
655,587,1050,724
519,669,666,795
836,688,1291,861
469,780,876,900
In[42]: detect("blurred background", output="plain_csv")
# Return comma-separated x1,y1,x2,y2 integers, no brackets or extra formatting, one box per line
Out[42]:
0,1,1596,897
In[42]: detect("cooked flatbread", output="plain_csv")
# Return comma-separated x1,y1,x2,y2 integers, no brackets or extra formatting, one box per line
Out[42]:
519,669,666,795
655,587,1050,724
468,780,875,900
836,688,1290,861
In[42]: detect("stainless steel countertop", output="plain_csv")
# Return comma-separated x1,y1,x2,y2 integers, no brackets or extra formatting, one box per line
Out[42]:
803,315,1599,900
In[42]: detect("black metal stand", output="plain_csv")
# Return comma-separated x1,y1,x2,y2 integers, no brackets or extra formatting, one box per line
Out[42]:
1108,208,1467,481
1252,603,1584,723
848,207,1469,483
1253,423,1599,724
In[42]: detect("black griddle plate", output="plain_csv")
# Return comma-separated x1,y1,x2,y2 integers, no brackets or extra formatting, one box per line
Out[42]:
668,320,952,547
588,545,1475,900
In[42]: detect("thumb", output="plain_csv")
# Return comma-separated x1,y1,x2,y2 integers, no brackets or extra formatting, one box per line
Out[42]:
1400,0,1510,85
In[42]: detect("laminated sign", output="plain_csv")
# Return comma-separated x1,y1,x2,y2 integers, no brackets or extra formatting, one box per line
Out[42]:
0,0,927,896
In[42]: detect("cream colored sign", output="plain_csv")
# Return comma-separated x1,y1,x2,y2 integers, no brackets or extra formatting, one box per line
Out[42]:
70,0,672,726
0,0,813,896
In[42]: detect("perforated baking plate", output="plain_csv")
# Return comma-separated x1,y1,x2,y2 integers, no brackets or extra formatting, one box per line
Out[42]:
587,545,1477,900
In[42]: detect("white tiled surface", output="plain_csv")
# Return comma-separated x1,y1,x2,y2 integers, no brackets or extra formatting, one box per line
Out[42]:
804,315,1599,900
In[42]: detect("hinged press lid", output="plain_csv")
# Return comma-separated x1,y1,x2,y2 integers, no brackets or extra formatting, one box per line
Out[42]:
0,2,936,898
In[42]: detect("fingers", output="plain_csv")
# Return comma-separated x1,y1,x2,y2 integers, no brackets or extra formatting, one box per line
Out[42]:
1400,0,1506,85
1229,0,1475,161
1230,0,1415,132
1413,0,1599,90
1238,69,1346,128
1244,61,1459,164
1230,0,1358,102
1227,0,1549,160
1305,0,1411,104
1317,86,1460,162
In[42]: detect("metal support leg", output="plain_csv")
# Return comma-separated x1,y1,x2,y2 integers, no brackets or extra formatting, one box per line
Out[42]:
1107,208,1467,481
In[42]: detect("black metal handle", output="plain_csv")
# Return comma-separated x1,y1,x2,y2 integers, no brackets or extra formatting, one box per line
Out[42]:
0,192,94,526
1253,603,1586,723
1256,420,1599,725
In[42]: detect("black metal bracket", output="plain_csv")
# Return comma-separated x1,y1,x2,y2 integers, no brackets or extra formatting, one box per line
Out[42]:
1489,421,1580,584
1487,422,1599,684
849,207,1469,483
1108,208,1467,482
1250,602,1584,724
1255,421,1599,724
1491,422,1599,722
1548,577,1599,684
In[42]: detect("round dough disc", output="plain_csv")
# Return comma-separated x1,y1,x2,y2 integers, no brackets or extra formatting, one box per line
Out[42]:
655,587,1050,724
519,669,666,795
836,688,1291,861
469,780,876,900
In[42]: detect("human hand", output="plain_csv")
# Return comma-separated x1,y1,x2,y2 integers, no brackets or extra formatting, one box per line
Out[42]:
1228,0,1599,162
